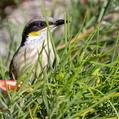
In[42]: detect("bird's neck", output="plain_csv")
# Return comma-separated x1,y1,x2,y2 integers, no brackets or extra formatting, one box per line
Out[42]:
25,31,47,45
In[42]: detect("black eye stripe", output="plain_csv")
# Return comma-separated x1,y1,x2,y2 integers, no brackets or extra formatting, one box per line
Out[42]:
28,21,54,32
28,21,50,31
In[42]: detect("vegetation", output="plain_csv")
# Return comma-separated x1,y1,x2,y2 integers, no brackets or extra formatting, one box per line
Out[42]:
0,0,119,118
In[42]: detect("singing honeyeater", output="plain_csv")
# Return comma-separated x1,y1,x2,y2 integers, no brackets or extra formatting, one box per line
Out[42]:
9,18,65,83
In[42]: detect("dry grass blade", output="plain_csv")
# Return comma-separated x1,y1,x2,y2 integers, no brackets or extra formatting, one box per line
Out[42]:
57,27,94,50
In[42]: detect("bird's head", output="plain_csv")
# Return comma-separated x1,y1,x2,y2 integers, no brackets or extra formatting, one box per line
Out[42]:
21,18,66,46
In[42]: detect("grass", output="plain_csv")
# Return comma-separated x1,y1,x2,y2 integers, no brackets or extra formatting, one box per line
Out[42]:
0,0,119,118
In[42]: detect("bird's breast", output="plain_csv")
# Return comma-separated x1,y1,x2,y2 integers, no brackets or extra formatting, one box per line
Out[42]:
13,40,55,78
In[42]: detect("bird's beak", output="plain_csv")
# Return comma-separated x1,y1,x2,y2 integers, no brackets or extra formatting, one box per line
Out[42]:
49,19,69,32
54,19,69,26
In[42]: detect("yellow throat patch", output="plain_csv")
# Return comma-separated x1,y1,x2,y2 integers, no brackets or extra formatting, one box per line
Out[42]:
28,31,39,36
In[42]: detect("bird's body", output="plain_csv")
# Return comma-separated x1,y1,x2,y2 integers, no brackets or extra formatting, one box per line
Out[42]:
9,18,65,83
10,32,54,81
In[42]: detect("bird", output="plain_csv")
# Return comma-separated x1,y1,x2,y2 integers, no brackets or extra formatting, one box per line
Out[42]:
9,17,66,85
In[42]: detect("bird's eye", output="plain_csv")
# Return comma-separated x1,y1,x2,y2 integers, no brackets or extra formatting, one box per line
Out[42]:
39,22,46,27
